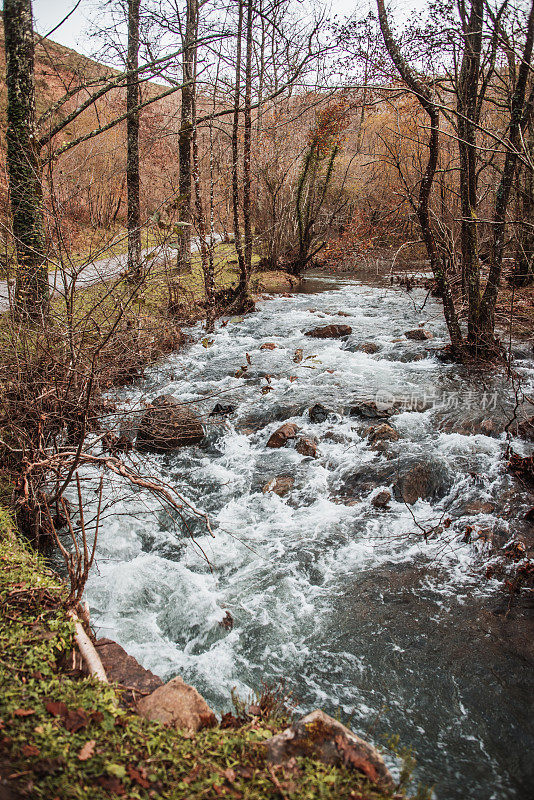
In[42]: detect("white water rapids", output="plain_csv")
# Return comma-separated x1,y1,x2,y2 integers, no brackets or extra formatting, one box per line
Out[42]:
79,275,533,799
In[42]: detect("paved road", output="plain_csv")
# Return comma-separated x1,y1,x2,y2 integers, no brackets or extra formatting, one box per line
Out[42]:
0,235,221,313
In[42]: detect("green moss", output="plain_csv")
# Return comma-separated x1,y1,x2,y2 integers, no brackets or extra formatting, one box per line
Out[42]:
0,516,400,799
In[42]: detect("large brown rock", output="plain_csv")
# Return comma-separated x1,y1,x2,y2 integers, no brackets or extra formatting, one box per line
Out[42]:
93,639,163,707
265,710,394,791
136,395,204,452
305,324,352,339
136,676,217,732
266,422,299,448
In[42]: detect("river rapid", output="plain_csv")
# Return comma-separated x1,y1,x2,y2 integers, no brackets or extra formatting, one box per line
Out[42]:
82,274,534,799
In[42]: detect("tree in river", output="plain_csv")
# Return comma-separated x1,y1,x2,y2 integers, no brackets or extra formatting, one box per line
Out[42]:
375,0,534,358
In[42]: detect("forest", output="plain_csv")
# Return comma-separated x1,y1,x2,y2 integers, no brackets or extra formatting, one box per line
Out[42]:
0,0,533,799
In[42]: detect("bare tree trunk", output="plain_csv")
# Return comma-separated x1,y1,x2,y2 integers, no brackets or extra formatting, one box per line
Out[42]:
480,0,534,337
456,0,483,347
191,39,215,328
4,0,49,320
127,0,142,279
376,0,463,354
241,0,254,307
231,0,246,285
177,0,196,274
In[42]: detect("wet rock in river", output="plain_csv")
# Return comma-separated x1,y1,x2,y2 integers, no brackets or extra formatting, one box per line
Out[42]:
210,403,236,417
405,328,433,340
136,395,204,452
394,463,436,505
265,710,394,791
266,422,299,448
263,475,295,496
260,342,277,350
296,437,319,458
371,490,392,509
354,342,380,354
305,324,352,339
309,403,331,423
461,500,496,515
348,400,393,419
367,423,399,443
137,676,217,732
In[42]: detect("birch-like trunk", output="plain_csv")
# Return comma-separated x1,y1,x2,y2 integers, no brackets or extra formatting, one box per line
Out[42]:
177,0,196,274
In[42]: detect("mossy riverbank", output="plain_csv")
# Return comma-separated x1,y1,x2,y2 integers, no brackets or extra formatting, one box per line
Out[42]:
0,510,418,800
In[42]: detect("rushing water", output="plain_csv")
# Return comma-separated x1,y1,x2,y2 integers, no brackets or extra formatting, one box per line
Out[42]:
82,275,534,799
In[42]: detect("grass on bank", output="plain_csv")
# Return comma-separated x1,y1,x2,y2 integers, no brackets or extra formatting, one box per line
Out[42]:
0,511,407,800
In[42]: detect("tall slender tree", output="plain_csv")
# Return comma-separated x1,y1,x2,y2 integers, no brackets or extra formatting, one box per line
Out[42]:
127,0,142,279
4,0,49,319
177,0,198,274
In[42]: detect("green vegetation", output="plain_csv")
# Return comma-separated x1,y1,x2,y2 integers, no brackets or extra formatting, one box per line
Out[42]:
0,512,401,799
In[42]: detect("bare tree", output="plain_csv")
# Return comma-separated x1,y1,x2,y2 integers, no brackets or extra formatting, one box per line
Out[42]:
3,0,49,319
127,0,142,278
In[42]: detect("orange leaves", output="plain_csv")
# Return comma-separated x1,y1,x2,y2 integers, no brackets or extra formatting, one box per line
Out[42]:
308,100,351,158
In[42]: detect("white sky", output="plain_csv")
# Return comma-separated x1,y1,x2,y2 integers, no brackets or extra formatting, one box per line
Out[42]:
30,0,368,56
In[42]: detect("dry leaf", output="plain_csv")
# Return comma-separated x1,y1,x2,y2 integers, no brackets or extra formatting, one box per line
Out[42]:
78,740,96,761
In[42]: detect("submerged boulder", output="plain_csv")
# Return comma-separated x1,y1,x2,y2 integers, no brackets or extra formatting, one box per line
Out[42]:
305,324,352,339
136,676,216,732
136,395,204,452
266,422,299,448
265,710,394,791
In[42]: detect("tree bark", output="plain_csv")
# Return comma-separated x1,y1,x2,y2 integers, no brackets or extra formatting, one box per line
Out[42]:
241,0,254,305
231,0,246,286
4,0,49,319
127,0,142,279
177,0,196,274
480,0,534,336
456,0,483,347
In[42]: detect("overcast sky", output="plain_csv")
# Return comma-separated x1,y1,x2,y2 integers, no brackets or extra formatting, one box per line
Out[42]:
31,0,372,57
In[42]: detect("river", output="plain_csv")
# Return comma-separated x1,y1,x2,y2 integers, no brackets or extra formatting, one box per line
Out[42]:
82,273,534,799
